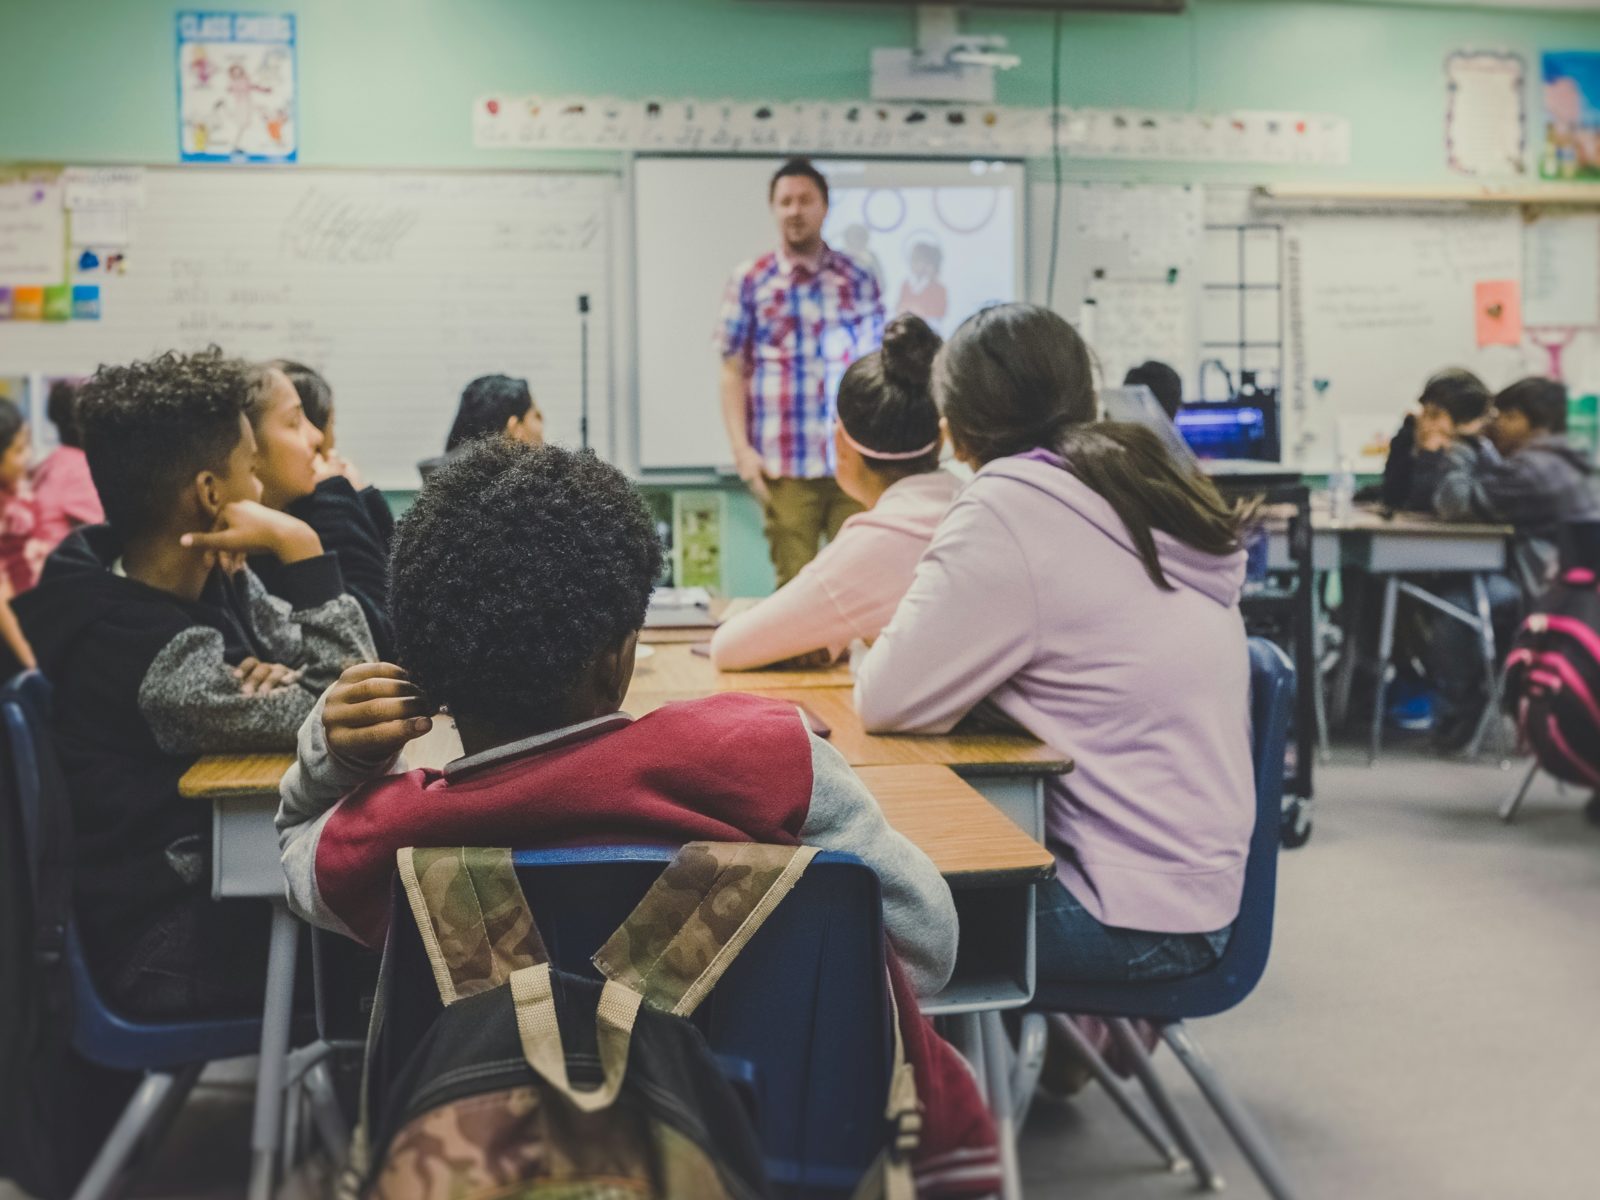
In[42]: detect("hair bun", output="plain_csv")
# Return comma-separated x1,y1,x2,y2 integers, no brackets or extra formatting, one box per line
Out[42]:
879,314,942,394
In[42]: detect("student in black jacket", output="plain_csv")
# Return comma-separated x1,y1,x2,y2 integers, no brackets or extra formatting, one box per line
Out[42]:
10,348,375,1017
1378,368,1492,511
273,360,395,550
248,363,396,658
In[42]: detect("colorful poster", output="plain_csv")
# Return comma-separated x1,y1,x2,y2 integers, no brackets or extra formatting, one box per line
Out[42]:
673,491,724,593
178,12,297,163
1541,51,1600,180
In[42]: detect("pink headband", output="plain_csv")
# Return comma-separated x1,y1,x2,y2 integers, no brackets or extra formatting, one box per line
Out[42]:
837,420,939,462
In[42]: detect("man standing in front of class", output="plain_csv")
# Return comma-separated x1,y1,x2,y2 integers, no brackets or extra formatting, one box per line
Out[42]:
717,158,885,585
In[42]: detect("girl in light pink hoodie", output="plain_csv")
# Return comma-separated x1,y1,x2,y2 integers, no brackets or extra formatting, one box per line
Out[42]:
711,314,961,670
856,303,1255,985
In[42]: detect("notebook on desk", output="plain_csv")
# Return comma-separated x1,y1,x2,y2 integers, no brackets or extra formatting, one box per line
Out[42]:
644,586,717,629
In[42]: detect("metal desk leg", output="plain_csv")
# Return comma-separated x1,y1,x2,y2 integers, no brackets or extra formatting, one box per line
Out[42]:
1310,574,1332,762
1369,576,1399,765
1330,576,1363,729
980,1012,1023,1200
1465,573,1506,760
248,902,300,1200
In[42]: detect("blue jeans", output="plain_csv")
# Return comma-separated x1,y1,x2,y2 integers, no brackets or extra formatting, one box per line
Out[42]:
1423,573,1522,725
1035,879,1232,985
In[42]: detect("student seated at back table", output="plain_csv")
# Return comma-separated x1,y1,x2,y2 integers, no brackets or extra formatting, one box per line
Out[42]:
711,314,960,670
1376,368,1491,512
855,303,1254,988
416,373,544,482
247,361,397,659
273,359,395,550
6,348,376,1017
277,439,1001,1196
32,378,106,553
1421,376,1600,748
1123,359,1183,422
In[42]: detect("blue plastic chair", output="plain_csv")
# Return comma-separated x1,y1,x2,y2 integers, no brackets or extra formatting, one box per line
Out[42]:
1024,637,1299,1200
0,671,262,1200
372,846,894,1198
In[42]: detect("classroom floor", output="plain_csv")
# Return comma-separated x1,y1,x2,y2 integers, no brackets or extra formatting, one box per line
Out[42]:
5,740,1599,1200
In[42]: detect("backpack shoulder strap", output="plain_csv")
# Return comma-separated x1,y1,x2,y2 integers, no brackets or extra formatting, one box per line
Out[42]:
592,841,818,1017
397,846,547,1004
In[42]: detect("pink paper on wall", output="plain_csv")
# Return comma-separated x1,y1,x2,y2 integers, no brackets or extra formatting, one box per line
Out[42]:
1475,279,1523,347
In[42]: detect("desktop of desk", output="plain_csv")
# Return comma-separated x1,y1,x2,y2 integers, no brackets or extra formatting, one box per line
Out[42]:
626,641,854,696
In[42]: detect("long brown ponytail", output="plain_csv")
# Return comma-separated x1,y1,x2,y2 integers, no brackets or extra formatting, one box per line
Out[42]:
936,303,1251,590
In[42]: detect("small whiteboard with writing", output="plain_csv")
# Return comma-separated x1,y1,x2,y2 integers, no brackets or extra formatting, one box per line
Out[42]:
0,174,65,287
1285,210,1525,469
1523,213,1600,329
0,168,615,489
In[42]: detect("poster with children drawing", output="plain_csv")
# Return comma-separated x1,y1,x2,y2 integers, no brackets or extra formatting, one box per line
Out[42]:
177,12,297,163
1541,51,1600,180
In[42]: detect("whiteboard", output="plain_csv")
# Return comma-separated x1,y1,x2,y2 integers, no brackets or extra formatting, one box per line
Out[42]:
1027,182,1204,398
0,168,616,490
1284,210,1528,471
635,156,1024,471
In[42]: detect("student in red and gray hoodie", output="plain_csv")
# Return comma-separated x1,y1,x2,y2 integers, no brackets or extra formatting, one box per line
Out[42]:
276,439,999,1198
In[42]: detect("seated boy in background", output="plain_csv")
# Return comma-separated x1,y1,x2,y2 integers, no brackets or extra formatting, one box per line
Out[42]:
277,439,1000,1197
1423,377,1600,748
1379,368,1492,512
1123,359,1184,422
8,348,375,1017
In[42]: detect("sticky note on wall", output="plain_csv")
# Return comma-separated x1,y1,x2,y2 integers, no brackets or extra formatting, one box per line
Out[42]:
42,285,71,322
72,284,100,320
11,287,44,320
0,287,10,319
1475,279,1523,347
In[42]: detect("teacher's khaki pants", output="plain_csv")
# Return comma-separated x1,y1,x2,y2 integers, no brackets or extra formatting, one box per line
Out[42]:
763,476,864,587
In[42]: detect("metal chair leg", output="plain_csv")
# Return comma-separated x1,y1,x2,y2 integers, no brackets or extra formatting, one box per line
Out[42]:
1107,1018,1223,1191
1501,759,1540,823
1049,1016,1188,1174
1369,577,1399,765
1163,1023,1301,1200
1466,574,1508,761
1010,1013,1048,1130
71,1065,203,1200
303,1058,351,1164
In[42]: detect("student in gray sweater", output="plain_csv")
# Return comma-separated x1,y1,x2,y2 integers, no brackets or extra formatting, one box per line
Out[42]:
10,348,375,1017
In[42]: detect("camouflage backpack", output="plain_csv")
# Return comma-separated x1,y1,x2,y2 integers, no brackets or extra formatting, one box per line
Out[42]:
347,841,917,1200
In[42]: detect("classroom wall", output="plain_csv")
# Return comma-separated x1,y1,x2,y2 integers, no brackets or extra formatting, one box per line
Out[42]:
8,0,1600,597
7,0,1600,181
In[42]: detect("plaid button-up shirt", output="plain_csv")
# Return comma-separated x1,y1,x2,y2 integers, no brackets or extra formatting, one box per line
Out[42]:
716,245,884,479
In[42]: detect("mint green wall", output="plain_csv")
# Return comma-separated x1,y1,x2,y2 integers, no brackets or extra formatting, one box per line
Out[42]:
5,0,1600,182
6,0,1600,596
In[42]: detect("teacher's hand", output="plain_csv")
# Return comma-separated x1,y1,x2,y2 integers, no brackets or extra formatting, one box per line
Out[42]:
735,444,772,505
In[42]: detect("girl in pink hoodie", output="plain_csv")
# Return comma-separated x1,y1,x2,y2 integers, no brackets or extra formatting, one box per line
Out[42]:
711,314,962,670
856,303,1255,984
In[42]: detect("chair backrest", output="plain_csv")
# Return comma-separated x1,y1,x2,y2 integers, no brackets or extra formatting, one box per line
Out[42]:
0,670,260,1071
375,846,893,1197
1032,636,1295,1021
1559,520,1600,572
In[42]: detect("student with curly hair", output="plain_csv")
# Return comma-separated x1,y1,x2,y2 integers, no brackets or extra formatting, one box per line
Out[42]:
8,347,375,1018
278,439,1003,1197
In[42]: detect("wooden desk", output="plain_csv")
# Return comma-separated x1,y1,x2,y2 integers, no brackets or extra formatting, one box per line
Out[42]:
626,641,854,697
626,686,1068,774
